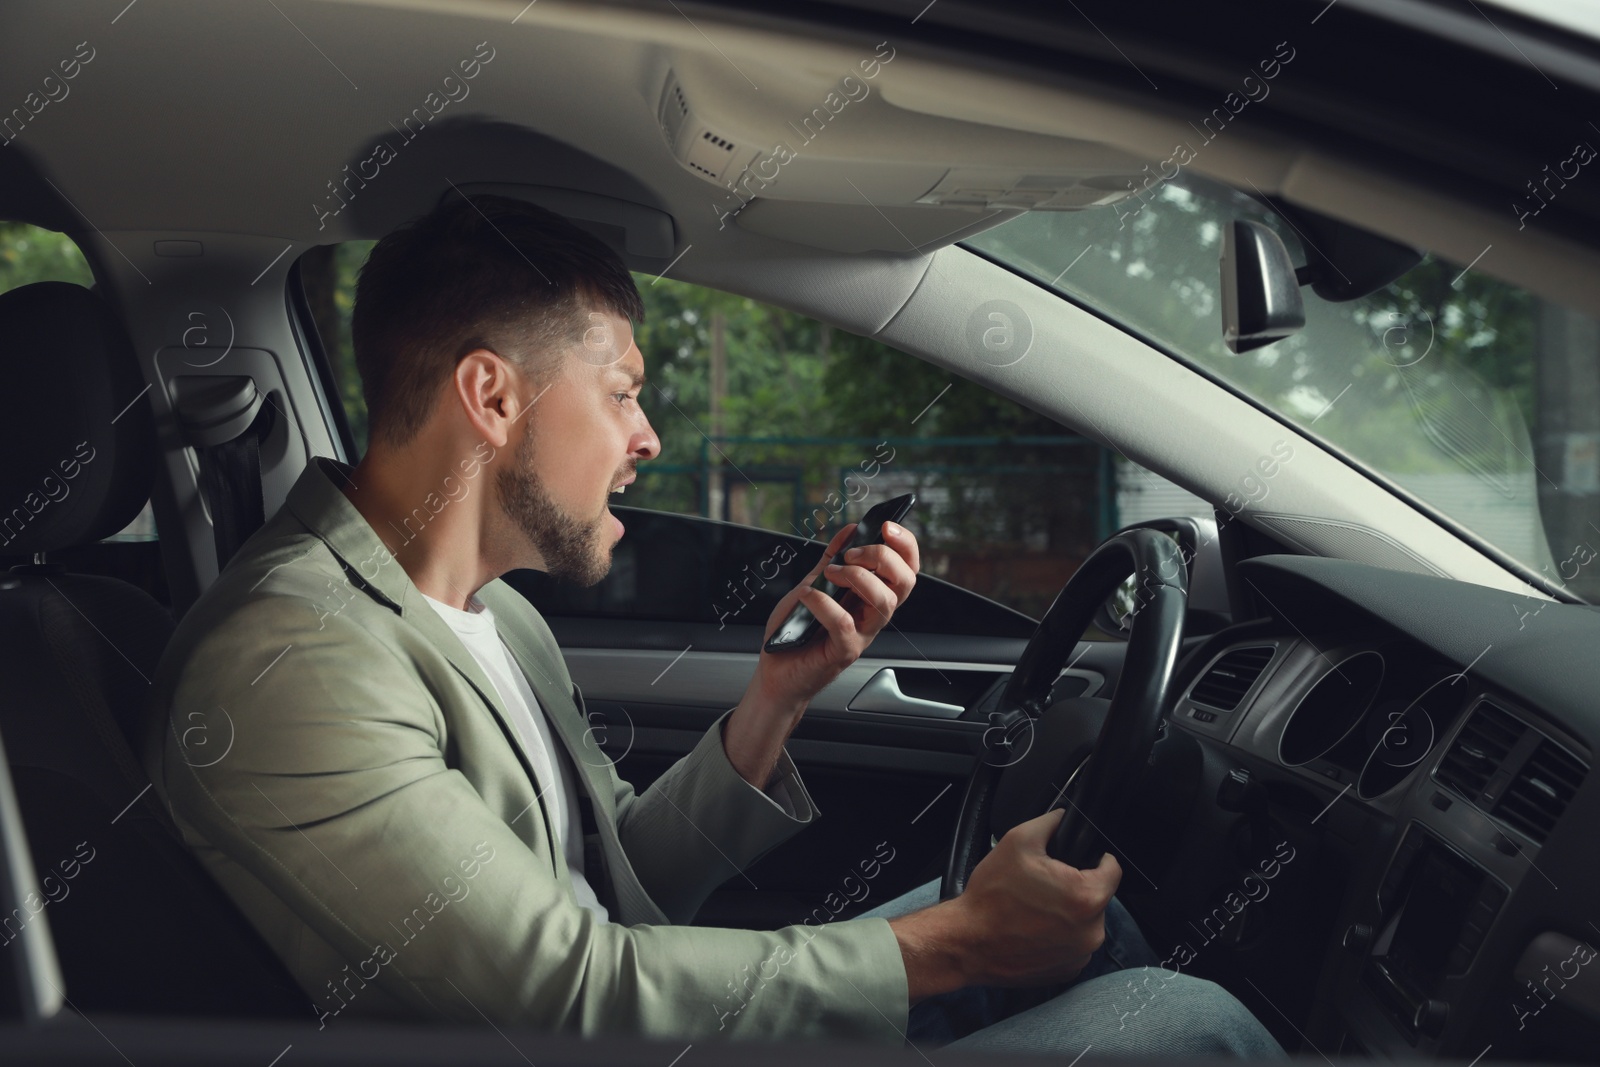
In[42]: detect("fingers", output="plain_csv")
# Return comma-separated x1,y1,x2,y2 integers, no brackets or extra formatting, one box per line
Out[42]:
824,538,916,625
882,520,920,574
818,523,857,565
1077,851,1123,909
793,519,920,644
767,524,856,619
837,542,917,602
824,560,899,624
1008,808,1066,850
1011,809,1121,896
796,584,858,644
812,519,918,581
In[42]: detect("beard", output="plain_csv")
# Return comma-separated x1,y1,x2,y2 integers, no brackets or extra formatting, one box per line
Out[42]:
495,429,613,587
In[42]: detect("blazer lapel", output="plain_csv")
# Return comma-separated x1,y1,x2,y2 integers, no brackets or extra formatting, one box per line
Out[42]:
490,604,671,927
392,585,568,881
281,459,567,876
496,627,611,815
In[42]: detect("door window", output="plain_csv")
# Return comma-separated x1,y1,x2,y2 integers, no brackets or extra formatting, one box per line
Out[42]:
299,245,1203,633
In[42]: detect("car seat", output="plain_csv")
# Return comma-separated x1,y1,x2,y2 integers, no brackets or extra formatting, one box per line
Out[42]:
0,281,311,1018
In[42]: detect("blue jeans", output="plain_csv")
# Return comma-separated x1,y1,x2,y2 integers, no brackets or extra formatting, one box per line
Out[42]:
856,877,1288,1058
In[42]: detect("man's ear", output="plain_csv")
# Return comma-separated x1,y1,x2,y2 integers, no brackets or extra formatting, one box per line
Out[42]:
453,348,524,449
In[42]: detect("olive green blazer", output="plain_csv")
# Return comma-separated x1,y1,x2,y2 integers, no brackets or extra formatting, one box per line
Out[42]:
140,457,908,1042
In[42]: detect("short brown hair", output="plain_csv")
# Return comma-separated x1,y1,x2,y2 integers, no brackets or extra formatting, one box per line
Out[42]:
352,194,646,447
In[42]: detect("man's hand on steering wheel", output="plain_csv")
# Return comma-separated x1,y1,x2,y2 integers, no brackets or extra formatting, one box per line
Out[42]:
887,807,1124,1004
956,807,1124,988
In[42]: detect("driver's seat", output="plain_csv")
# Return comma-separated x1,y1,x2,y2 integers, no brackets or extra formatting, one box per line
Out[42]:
0,281,309,1018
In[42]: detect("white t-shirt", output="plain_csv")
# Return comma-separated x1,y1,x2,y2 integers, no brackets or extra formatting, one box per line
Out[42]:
423,593,612,922
422,592,805,925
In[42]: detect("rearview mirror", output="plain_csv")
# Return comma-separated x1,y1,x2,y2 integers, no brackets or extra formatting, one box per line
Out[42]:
1273,200,1425,302
1220,220,1305,354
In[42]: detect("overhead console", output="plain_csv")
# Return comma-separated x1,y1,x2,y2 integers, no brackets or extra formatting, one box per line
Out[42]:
653,49,1155,254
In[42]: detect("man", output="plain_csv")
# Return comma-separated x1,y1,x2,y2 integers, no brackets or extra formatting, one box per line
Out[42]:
143,194,1283,1056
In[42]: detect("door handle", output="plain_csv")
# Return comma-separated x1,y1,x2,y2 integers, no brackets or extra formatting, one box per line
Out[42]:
848,668,966,719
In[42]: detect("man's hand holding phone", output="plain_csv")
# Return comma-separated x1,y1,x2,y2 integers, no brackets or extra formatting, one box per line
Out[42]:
722,497,920,792
768,499,921,659
765,493,917,646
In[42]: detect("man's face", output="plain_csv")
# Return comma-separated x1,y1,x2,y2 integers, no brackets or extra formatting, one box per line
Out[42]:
494,307,658,586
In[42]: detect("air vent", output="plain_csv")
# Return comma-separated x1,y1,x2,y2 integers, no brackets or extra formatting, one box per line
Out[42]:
1499,739,1587,844
1435,701,1589,846
1190,645,1275,711
1436,701,1525,801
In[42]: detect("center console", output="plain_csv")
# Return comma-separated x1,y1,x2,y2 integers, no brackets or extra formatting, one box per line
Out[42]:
1360,823,1508,1042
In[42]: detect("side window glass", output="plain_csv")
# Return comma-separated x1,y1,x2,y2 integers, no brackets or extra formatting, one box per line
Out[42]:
617,280,1178,624
299,245,1202,631
297,241,378,456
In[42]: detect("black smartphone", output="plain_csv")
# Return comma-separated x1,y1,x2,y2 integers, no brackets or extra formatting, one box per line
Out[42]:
762,493,916,653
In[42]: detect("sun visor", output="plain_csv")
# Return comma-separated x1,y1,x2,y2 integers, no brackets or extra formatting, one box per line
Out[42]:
731,198,1020,255
438,183,678,266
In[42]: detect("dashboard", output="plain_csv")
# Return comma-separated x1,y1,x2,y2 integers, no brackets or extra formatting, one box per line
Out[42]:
1165,553,1599,1063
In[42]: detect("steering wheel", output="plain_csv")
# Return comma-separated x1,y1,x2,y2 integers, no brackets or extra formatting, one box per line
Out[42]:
940,528,1189,900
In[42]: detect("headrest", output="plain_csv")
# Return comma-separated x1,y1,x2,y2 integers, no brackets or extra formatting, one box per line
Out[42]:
0,281,156,555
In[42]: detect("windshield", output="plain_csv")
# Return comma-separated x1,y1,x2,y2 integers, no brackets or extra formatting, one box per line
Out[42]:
965,175,1600,603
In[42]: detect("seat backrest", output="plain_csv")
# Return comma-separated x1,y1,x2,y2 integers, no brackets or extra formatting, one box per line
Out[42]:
0,282,311,1019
